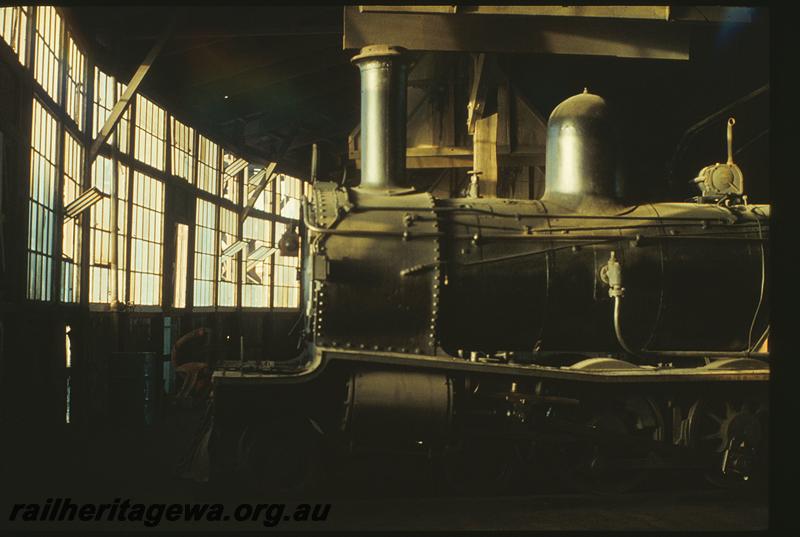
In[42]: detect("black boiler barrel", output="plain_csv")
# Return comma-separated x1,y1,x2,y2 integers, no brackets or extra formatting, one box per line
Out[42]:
436,199,768,355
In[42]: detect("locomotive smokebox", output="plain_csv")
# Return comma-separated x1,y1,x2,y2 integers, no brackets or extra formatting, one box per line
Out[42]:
352,45,409,190
544,89,622,206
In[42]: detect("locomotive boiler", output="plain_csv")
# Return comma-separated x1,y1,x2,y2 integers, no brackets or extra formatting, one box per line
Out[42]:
210,45,770,494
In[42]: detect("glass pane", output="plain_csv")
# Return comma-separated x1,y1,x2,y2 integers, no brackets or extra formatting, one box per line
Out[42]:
173,223,189,308
26,98,58,301
89,157,128,303
134,94,166,171
65,34,86,130
218,207,238,307
0,6,30,65
61,131,83,303
241,216,271,308
197,135,219,195
129,172,164,306
193,198,216,307
273,222,300,309
33,6,62,103
170,117,194,182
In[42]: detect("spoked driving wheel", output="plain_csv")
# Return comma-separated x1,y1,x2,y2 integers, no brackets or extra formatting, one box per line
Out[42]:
687,396,768,488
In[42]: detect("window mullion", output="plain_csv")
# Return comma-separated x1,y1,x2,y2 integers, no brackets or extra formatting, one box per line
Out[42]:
79,52,94,305
123,95,135,306
269,180,276,309
52,10,68,303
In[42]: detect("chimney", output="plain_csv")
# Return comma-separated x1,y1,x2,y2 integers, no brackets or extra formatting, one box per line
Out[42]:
351,45,408,190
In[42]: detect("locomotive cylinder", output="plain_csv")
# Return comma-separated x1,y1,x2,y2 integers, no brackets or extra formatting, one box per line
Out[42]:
343,369,453,442
351,45,409,190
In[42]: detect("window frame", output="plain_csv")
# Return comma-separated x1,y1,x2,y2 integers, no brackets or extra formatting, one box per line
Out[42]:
128,170,165,307
0,6,31,66
18,6,309,312
26,96,60,301
60,127,83,303
193,196,218,309
133,93,167,172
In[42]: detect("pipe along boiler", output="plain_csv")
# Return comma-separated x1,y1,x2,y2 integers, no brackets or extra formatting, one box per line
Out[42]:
210,45,769,494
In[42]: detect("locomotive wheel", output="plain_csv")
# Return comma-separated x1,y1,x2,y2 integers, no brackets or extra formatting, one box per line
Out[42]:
687,397,768,489
235,415,322,496
439,436,517,496
551,359,665,494
556,397,664,495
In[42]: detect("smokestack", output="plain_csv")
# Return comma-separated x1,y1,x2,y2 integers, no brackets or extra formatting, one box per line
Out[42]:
351,45,408,190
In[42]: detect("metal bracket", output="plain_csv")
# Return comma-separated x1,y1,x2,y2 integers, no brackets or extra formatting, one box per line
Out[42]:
466,53,488,135
241,161,278,222
312,254,329,280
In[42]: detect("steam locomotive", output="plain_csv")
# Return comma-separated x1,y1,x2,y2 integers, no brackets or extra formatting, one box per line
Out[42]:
209,45,769,494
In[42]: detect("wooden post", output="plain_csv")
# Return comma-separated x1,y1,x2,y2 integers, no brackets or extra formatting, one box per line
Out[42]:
473,113,498,197
533,165,546,199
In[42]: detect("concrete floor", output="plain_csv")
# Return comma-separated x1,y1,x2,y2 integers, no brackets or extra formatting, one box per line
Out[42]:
0,404,769,531
324,490,768,531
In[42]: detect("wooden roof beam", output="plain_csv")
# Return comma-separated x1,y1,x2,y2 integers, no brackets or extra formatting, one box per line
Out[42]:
359,5,757,24
344,6,690,60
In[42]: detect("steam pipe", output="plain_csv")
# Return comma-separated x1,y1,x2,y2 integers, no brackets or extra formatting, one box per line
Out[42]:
613,295,768,360
109,143,119,308
351,45,408,190
604,252,769,361
310,143,318,183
